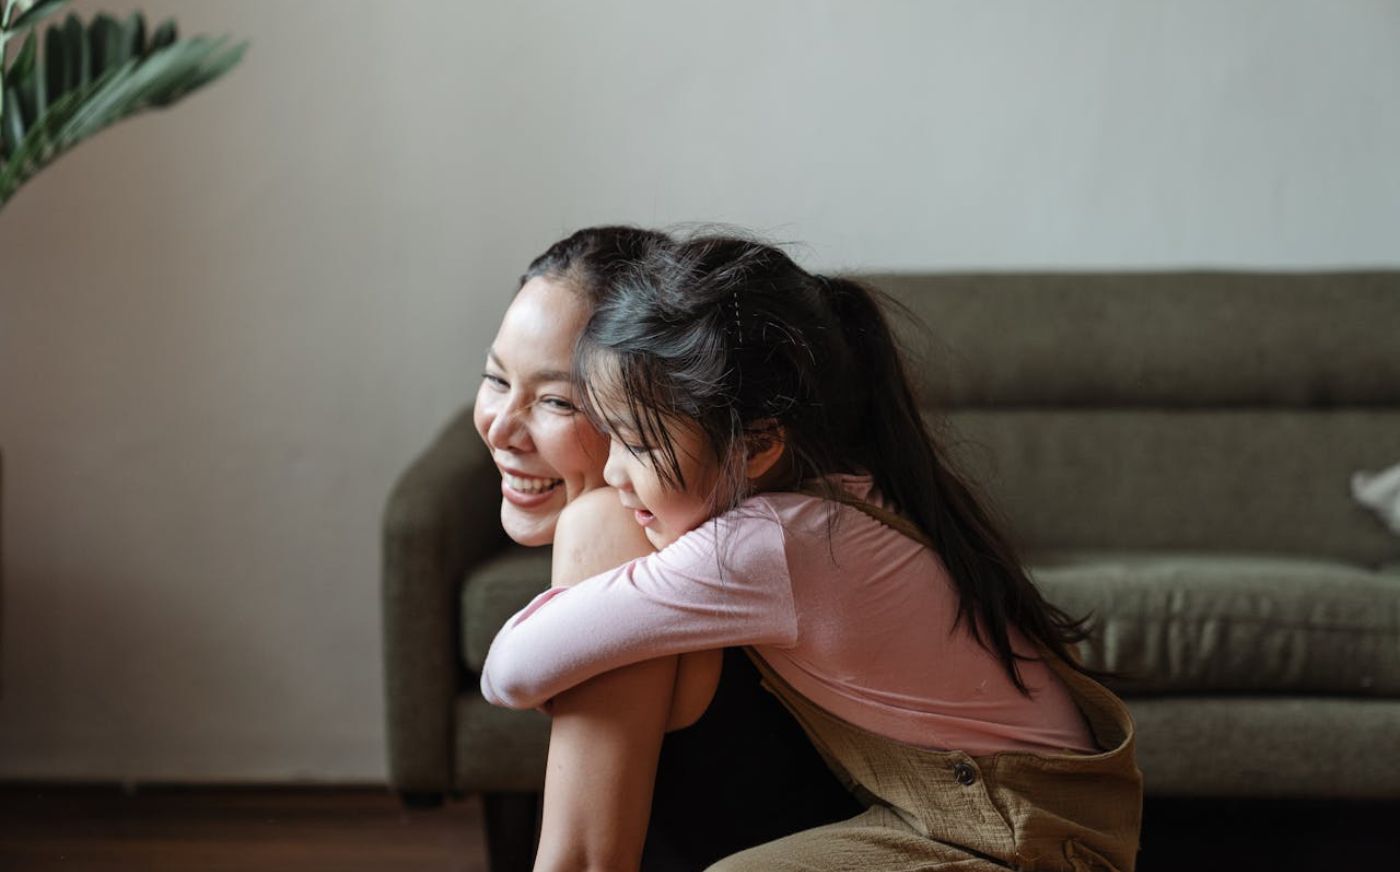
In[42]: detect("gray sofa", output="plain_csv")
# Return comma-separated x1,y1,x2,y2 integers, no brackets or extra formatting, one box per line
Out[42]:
382,271,1400,869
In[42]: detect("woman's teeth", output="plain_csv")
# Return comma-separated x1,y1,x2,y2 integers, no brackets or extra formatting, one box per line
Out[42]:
504,473,563,494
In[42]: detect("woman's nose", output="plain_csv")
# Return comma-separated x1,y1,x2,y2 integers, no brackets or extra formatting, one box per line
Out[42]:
485,399,531,451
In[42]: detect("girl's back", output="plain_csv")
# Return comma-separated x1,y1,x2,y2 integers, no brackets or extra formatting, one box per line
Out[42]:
763,476,1096,755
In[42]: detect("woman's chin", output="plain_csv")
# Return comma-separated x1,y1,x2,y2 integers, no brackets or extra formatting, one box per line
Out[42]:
500,498,565,547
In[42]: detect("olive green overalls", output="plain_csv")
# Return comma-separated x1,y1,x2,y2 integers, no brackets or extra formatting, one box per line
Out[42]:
709,496,1143,872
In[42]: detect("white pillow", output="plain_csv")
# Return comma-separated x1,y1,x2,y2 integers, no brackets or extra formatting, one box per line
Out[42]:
1352,461,1400,535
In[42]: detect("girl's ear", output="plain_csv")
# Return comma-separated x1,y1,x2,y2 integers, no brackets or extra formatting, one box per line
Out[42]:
744,420,788,482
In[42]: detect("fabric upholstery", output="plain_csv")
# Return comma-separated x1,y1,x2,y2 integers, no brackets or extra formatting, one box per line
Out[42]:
1127,697,1400,798
867,271,1400,408
1029,551,1400,695
942,410,1400,566
462,547,552,673
381,406,510,793
453,692,550,792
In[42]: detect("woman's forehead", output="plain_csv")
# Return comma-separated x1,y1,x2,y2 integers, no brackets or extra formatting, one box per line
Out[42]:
491,277,589,379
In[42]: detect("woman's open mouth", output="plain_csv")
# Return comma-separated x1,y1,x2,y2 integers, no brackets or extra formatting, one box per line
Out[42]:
501,472,564,507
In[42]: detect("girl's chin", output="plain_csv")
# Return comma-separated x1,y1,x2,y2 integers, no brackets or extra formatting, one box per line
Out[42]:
643,526,679,550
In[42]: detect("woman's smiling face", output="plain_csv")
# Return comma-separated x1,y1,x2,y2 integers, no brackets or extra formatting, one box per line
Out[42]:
474,276,610,546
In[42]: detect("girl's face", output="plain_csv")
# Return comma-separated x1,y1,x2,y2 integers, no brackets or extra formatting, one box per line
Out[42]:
602,416,723,550
474,276,610,546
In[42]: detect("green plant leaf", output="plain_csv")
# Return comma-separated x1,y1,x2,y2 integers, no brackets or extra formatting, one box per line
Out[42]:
58,13,79,96
11,30,37,126
123,12,145,59
1,85,23,155
11,30,37,84
73,14,88,89
29,24,46,117
88,12,113,73
0,20,247,208
4,0,69,35
150,19,175,52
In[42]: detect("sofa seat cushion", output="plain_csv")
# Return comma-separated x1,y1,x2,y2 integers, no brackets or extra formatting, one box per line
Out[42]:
1126,696,1400,798
461,546,552,673
1029,551,1400,696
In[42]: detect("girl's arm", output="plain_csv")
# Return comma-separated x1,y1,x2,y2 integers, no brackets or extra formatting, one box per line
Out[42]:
480,500,796,709
542,487,723,728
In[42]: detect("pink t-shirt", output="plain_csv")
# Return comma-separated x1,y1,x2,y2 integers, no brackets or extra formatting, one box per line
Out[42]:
481,475,1097,756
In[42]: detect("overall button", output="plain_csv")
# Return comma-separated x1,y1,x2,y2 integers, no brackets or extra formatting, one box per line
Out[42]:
952,762,977,786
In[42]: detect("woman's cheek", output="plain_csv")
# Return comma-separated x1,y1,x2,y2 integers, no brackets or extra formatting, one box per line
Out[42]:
558,416,611,500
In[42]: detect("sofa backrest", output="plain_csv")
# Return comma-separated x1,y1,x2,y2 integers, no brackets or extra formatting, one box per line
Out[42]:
862,272,1400,567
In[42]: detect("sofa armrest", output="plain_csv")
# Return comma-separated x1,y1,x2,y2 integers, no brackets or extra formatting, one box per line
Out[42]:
381,404,507,793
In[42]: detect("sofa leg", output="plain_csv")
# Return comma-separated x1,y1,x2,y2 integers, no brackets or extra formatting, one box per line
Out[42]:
397,790,444,810
482,791,542,872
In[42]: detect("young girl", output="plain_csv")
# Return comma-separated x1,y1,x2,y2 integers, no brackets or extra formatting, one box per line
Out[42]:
482,234,1143,871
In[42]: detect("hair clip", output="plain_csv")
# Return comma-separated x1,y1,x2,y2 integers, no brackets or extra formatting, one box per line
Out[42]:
732,289,743,346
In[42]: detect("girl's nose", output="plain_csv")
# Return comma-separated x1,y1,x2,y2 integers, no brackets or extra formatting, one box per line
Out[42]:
603,440,630,491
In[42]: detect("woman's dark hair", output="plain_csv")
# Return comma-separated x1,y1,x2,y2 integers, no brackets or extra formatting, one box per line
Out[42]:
520,225,673,307
575,232,1098,693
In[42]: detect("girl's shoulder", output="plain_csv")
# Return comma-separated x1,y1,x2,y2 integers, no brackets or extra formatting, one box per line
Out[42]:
656,473,894,574
750,472,885,519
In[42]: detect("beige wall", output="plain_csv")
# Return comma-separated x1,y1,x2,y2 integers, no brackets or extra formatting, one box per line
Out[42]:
1,0,1397,782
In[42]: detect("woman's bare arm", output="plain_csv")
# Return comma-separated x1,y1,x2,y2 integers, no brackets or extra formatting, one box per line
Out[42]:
532,488,722,872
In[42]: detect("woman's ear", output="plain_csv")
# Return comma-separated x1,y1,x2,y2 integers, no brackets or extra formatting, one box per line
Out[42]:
744,420,788,482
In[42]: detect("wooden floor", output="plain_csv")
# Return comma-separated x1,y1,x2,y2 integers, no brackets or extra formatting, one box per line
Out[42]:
0,784,1395,871
0,784,490,872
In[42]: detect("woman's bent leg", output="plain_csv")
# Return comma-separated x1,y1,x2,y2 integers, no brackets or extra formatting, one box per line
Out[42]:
532,655,682,872
533,490,719,872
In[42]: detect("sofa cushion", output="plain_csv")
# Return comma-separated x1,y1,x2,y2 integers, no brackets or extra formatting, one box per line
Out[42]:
1127,696,1400,798
941,409,1400,567
1029,551,1400,696
461,546,552,673
866,271,1400,408
454,691,551,791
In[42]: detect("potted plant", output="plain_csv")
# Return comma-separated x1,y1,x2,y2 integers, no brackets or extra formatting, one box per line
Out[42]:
0,0,246,693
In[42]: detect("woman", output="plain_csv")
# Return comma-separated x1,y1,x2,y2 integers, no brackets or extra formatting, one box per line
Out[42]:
474,226,864,871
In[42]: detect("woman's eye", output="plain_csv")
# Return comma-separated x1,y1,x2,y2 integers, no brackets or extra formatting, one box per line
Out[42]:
541,397,577,413
482,372,508,390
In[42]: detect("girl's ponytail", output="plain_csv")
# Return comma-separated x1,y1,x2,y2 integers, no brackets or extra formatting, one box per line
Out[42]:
818,275,1097,691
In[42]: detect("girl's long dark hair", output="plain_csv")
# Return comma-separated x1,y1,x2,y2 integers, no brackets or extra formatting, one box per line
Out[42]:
576,232,1099,693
